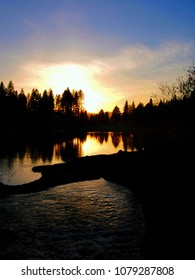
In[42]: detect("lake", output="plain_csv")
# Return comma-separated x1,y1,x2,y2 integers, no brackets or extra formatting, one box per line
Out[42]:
0,132,146,260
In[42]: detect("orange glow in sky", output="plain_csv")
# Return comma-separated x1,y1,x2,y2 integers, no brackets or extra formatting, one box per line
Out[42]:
1,1,194,113
31,63,120,112
43,63,103,112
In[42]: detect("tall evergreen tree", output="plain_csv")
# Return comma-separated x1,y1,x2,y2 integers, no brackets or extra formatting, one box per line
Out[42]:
0,82,6,115
111,105,121,121
55,94,61,111
122,100,130,121
48,89,54,111
61,87,74,115
28,88,41,111
6,80,18,113
18,88,27,112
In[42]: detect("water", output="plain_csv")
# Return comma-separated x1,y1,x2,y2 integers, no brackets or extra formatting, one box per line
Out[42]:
0,132,141,185
0,132,146,259
0,179,145,259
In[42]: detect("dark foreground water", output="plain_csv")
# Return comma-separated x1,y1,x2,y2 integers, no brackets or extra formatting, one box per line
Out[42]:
0,179,146,260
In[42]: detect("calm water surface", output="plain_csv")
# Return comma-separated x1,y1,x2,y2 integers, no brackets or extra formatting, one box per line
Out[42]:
0,132,146,259
0,132,140,185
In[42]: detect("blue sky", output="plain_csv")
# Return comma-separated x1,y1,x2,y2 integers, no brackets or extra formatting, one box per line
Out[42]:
0,0,195,112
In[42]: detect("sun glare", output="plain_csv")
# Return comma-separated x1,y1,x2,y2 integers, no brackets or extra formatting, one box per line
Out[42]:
42,63,104,112
45,64,89,93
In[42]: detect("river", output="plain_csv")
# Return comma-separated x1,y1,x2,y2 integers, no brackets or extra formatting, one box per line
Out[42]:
0,132,141,185
0,132,146,259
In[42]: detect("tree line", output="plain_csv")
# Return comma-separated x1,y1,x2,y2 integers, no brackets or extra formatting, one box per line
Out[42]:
0,82,86,117
90,63,195,125
0,63,195,130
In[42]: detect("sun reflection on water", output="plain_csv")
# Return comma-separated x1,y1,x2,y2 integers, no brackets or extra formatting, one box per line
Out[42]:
0,132,140,185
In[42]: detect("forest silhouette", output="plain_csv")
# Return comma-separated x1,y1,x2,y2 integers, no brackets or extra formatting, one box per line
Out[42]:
0,63,195,136
0,65,195,140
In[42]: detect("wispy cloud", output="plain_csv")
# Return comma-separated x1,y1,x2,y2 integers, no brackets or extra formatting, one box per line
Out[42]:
90,41,192,76
0,38,193,110
85,41,194,106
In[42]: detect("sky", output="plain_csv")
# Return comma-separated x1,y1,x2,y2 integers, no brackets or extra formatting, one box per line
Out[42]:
0,0,195,112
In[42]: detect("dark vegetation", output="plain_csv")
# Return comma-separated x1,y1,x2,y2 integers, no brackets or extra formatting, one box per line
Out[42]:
0,63,195,138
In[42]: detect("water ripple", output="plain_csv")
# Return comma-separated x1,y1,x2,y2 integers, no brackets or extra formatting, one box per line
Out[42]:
0,178,146,259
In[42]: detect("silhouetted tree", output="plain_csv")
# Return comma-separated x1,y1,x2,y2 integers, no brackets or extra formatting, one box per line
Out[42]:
48,89,54,111
178,64,195,98
55,94,62,111
143,98,155,122
40,89,54,111
6,80,15,95
28,88,41,111
133,102,144,121
41,90,49,111
6,80,18,114
152,64,195,103
18,88,27,112
61,87,74,115
111,105,121,121
0,82,6,116
122,100,131,121
129,101,135,115
0,82,6,96
77,90,85,114
79,110,88,123
99,109,109,123
144,98,154,112
72,89,84,117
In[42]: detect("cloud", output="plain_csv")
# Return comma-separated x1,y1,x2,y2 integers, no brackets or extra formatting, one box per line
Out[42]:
0,37,193,110
90,41,192,77
84,41,193,106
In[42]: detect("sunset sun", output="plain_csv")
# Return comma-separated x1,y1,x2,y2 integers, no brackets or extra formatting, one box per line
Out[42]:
42,63,104,112
44,64,90,93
